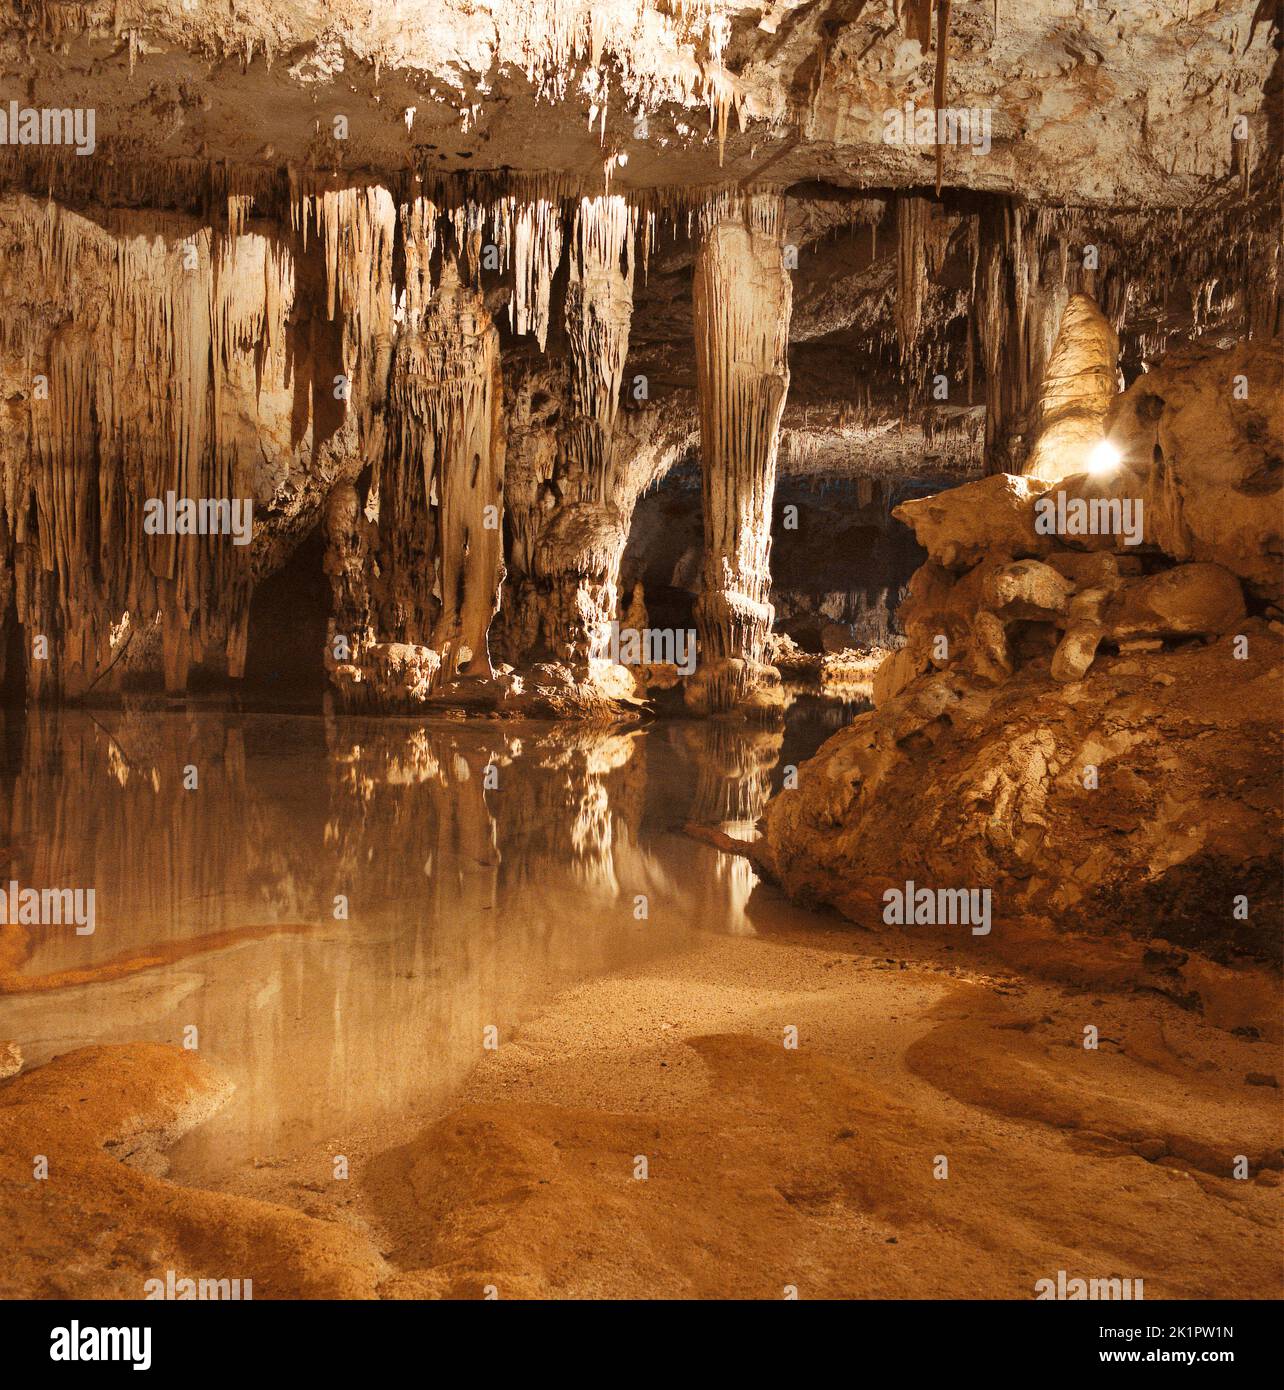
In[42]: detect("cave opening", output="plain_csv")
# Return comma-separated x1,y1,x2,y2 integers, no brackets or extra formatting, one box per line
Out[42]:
240,526,330,705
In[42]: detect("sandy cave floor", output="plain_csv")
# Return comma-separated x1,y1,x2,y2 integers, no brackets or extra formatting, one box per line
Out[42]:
2,883,1280,1301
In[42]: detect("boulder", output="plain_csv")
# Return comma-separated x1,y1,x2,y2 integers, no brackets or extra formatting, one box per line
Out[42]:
1051,623,1104,682
1104,564,1245,643
981,559,1075,620
893,473,1053,571
1107,340,1284,603
1046,550,1143,590
871,641,928,706
1032,469,1152,552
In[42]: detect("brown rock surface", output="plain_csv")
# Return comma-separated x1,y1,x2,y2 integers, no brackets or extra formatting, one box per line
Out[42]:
1103,564,1246,642
765,627,1283,963
893,473,1053,570
0,1044,384,1298
1108,341,1284,603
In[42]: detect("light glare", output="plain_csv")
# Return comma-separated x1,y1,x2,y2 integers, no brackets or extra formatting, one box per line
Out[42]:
1086,439,1121,475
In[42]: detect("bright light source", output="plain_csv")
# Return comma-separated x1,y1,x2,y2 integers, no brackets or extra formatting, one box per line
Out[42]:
1086,439,1121,475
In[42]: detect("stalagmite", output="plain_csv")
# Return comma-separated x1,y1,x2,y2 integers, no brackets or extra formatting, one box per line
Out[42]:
685,194,792,716
1022,293,1120,482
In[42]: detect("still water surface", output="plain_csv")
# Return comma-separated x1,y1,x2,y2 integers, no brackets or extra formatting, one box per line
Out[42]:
0,699,858,1178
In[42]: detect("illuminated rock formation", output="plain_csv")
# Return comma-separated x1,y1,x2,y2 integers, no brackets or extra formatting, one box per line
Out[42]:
685,195,792,716
529,196,638,663
1109,340,1284,605
1023,294,1121,483
767,343,1283,960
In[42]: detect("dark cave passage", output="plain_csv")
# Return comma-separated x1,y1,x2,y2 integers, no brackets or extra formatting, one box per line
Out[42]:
242,528,330,703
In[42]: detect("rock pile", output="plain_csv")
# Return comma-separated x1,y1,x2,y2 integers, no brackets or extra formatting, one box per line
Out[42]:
764,343,1283,964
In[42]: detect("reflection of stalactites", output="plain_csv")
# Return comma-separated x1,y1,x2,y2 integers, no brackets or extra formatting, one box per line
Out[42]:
682,720,783,828
322,722,503,911
710,852,760,937
10,709,266,963
686,193,791,716
491,726,644,896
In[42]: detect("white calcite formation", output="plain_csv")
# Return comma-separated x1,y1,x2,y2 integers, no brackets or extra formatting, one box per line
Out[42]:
685,193,792,715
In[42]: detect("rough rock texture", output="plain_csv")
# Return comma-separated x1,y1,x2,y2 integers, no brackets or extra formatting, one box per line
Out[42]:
686,194,792,715
2,1,1277,207
766,344,1284,964
0,6,1278,711
767,622,1282,963
892,472,1053,570
506,197,656,672
1108,340,1284,604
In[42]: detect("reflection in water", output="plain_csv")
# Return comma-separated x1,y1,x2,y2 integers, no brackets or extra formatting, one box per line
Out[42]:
0,703,850,1178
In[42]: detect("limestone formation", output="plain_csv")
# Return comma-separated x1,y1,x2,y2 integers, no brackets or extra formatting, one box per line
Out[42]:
0,0,1280,1318
1108,341,1284,605
1023,294,1121,483
893,473,1054,571
766,346,1283,960
685,195,792,716
529,197,638,663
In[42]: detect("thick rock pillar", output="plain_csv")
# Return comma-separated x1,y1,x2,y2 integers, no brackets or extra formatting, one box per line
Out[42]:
685,196,791,715
530,196,636,663
393,256,505,683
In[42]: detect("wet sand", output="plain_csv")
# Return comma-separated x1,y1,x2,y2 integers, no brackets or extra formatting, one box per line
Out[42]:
3,883,1279,1300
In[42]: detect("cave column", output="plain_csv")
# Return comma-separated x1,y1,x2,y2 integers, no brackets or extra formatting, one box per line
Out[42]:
531,195,636,663
685,195,791,715
424,262,505,679
395,255,505,684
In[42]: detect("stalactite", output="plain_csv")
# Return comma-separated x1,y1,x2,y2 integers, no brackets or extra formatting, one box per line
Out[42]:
507,198,564,351
329,233,506,710
401,258,506,683
971,200,1066,474
4,198,283,698
895,194,951,364
685,192,792,716
399,196,439,328
299,184,397,428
